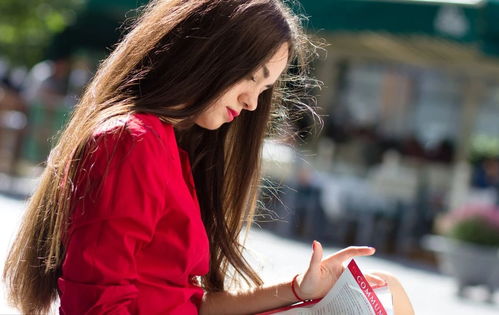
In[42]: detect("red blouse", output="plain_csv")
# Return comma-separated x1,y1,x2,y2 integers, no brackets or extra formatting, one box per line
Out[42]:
58,113,210,314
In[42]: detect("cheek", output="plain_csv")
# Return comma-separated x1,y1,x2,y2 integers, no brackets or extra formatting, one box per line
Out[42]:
207,101,227,117
197,106,217,123
222,83,247,102
193,102,225,129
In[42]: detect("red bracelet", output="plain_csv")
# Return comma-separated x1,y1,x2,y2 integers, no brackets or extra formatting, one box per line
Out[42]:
291,274,306,302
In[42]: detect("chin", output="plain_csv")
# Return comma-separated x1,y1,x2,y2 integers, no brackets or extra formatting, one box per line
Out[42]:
194,120,223,130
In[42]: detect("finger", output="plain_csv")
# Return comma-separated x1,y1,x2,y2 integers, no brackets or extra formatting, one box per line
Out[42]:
309,240,323,269
364,273,387,287
371,272,415,315
370,271,396,285
331,246,375,263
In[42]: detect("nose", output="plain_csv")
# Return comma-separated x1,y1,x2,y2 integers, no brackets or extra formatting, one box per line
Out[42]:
239,90,258,111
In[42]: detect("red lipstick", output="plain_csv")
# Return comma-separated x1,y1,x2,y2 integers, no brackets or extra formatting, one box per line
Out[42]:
227,107,239,121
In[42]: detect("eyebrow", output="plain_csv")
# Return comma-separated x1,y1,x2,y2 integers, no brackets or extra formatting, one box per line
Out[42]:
262,65,270,78
261,65,274,89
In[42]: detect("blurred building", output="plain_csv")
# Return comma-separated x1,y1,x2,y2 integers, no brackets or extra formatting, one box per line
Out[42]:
282,0,499,255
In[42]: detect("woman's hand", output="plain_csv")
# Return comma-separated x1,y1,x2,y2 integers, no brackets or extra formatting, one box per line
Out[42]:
294,241,383,300
370,271,415,315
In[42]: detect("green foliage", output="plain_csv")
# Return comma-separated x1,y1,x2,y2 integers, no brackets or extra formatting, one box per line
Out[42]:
0,0,84,66
470,134,499,163
448,211,499,247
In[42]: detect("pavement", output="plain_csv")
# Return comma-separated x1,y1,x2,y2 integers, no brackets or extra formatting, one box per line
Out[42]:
1,193,499,314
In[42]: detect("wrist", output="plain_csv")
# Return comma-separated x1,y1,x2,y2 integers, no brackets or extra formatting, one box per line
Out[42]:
291,274,307,302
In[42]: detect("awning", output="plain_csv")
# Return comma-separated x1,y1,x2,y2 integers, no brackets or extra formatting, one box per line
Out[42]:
298,0,499,56
46,0,148,59
48,0,499,60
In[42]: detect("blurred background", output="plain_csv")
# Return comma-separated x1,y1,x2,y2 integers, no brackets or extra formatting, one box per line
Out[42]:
1,0,499,314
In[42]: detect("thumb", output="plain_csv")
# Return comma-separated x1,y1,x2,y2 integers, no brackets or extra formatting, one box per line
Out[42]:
309,240,323,269
300,241,324,300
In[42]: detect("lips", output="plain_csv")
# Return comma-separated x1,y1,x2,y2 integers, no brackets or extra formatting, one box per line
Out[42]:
226,107,239,120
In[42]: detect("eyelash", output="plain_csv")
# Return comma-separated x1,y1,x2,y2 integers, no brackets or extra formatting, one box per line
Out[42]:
249,75,271,92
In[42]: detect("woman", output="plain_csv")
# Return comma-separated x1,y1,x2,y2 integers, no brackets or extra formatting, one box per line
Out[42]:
3,0,412,314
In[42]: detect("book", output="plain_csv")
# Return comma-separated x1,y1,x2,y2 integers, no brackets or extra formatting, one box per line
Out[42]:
257,259,393,315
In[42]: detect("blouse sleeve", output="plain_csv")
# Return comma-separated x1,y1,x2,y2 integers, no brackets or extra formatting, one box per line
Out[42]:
58,125,169,314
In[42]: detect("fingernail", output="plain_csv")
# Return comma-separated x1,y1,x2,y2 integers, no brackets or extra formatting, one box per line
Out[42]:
312,240,316,250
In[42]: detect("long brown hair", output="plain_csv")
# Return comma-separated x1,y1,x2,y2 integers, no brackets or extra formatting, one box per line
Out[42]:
3,0,319,313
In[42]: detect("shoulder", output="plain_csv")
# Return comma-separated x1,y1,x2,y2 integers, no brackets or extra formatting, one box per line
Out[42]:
92,112,176,150
94,113,174,143
87,113,177,167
